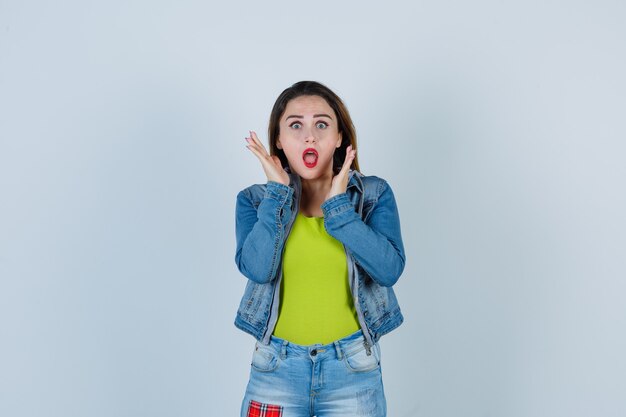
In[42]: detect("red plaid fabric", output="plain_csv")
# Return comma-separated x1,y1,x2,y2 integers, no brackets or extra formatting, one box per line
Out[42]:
247,400,283,417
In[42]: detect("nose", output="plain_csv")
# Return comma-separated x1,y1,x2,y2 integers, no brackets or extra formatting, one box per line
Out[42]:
304,131,316,143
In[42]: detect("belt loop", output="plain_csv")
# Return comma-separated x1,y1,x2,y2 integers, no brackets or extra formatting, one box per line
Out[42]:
333,341,343,360
280,340,288,360
364,340,372,356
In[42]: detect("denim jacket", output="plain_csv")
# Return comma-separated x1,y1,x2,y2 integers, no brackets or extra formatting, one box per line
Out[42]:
234,168,406,348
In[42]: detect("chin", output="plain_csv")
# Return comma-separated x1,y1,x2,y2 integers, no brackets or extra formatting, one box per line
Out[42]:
291,163,332,180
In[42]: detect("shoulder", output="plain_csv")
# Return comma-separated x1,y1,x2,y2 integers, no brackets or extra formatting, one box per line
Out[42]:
352,171,391,200
236,183,267,204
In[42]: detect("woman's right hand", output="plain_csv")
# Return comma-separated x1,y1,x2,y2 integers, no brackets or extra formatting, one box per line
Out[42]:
245,130,290,186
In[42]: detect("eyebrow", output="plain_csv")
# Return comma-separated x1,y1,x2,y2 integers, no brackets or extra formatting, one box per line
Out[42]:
285,114,333,120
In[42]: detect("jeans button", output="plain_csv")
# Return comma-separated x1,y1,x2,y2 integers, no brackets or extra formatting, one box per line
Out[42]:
311,349,317,356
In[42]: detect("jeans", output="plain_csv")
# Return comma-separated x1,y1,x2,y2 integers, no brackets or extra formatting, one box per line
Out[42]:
240,330,387,417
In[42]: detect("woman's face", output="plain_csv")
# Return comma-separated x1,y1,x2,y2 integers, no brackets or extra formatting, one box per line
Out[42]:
277,95,342,180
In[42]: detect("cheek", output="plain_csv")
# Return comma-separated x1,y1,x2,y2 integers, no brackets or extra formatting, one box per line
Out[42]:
282,144,299,157
319,147,338,164
280,146,302,165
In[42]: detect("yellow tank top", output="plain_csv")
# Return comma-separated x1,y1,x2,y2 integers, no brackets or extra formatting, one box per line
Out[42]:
273,212,360,345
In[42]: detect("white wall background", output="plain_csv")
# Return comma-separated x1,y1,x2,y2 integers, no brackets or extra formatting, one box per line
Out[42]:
1,1,624,416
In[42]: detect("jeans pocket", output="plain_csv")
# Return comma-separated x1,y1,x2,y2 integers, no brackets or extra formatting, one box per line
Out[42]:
344,343,381,373
251,342,280,372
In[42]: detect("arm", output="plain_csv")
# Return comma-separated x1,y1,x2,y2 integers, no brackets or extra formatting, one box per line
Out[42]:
321,179,406,287
234,181,294,284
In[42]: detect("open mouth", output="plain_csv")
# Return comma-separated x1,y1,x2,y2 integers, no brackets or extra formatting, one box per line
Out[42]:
302,148,319,168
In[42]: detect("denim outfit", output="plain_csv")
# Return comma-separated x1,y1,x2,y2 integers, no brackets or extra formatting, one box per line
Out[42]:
234,168,406,416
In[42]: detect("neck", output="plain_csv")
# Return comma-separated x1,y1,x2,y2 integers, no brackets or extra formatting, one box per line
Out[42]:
300,171,333,200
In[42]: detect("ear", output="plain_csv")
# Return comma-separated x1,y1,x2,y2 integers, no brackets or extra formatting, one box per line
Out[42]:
276,138,282,150
336,132,342,148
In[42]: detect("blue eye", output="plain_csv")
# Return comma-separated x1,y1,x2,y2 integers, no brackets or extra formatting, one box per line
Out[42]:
290,122,302,129
316,122,328,129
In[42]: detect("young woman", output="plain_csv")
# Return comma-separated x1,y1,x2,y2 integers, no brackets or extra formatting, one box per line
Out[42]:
235,81,406,417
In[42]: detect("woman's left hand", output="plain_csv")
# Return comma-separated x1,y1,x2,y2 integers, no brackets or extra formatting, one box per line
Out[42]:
325,145,356,201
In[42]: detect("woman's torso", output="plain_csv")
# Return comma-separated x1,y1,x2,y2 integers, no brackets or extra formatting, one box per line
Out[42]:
272,210,360,345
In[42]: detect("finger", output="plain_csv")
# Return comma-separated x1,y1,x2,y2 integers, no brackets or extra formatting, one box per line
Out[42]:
246,131,260,149
339,145,354,175
247,131,261,148
249,131,269,155
245,134,268,157
249,130,259,144
245,142,264,161
245,137,261,154
246,135,269,160
246,138,275,165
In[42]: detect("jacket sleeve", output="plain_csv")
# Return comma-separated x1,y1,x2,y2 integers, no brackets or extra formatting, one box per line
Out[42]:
234,181,294,284
321,179,406,287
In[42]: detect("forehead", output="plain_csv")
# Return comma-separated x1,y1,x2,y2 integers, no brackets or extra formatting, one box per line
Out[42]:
282,95,335,119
